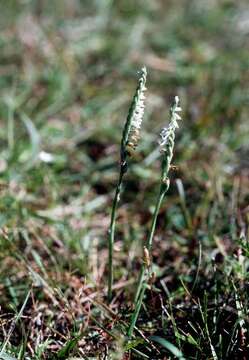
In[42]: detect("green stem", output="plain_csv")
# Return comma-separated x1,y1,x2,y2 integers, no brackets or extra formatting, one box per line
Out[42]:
127,283,147,338
134,184,167,303
128,183,168,337
108,165,126,302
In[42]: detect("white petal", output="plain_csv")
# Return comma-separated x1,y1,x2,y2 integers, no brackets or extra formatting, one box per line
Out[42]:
175,106,182,112
39,151,54,163
174,113,182,121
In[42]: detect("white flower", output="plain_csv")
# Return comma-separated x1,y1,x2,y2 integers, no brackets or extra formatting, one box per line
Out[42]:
38,151,54,163
159,96,182,149
130,70,147,130
125,67,147,155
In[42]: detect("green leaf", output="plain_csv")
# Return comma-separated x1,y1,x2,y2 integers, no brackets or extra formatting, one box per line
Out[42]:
55,337,78,359
149,336,185,359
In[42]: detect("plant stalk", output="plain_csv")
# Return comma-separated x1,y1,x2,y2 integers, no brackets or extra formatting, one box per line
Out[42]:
107,67,147,302
127,282,147,337
134,184,167,303
128,182,169,337
127,95,181,337
108,164,126,302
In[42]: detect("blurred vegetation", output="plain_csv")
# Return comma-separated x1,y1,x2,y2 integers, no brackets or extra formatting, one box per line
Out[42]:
0,0,248,359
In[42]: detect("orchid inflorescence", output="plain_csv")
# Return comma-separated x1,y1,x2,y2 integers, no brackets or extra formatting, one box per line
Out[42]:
159,95,182,151
159,95,182,184
121,67,147,162
127,92,183,337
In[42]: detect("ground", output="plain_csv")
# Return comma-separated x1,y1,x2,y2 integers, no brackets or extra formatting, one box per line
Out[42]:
0,0,249,359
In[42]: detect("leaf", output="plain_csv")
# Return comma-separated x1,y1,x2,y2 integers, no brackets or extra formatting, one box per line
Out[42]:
149,336,185,359
55,338,78,359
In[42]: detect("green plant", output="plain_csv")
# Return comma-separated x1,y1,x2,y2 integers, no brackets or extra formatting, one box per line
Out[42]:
128,96,182,337
108,67,147,301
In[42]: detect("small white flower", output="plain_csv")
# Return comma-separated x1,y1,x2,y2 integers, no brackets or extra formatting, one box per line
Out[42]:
159,96,182,149
125,67,147,155
38,151,54,163
130,84,146,130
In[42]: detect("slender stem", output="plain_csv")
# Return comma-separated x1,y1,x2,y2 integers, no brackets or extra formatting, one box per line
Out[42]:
146,185,167,250
134,184,167,303
108,165,126,302
127,283,147,338
128,183,168,337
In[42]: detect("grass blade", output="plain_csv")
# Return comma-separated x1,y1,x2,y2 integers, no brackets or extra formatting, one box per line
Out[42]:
149,336,185,360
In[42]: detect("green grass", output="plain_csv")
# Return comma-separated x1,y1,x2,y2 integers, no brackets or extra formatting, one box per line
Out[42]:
0,0,249,359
